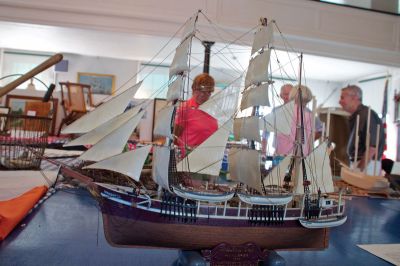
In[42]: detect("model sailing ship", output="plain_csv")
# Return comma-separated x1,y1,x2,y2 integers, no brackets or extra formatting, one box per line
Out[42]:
58,11,346,250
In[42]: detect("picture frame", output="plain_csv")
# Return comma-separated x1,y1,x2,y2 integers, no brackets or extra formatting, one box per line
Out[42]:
77,72,115,95
5,95,58,135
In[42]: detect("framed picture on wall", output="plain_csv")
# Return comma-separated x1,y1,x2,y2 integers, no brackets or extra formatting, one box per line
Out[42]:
78,72,115,95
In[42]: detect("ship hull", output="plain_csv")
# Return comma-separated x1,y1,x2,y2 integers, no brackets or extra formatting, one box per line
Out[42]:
341,166,389,191
97,185,329,250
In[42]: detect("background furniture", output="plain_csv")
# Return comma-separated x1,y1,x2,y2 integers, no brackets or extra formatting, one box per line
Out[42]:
58,82,94,135
5,95,58,135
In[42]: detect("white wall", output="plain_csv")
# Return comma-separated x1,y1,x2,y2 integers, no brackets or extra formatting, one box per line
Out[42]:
0,0,398,67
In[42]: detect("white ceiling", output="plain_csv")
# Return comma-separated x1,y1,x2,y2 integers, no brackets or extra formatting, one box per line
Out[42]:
0,20,393,82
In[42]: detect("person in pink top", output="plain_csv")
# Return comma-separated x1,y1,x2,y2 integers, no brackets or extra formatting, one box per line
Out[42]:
275,85,315,156
174,73,218,158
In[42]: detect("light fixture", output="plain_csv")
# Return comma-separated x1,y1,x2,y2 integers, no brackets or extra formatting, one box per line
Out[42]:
26,78,36,91
0,74,48,91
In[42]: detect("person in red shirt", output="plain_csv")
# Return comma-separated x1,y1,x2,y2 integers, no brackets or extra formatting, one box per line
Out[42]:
174,73,218,158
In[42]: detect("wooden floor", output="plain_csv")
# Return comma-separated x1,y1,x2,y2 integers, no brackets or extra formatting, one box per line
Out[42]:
1,187,399,266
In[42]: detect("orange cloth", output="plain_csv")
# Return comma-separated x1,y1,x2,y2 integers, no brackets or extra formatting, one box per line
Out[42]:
0,186,48,240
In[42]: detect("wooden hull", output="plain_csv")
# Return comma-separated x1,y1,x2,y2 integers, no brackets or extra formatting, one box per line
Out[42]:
101,200,329,250
96,184,330,251
341,166,390,191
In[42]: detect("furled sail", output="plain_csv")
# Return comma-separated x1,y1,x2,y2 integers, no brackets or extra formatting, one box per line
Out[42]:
166,76,183,102
61,81,142,134
152,146,170,191
240,83,270,110
83,145,152,182
263,101,294,135
199,86,239,127
244,49,271,89
294,142,334,194
64,101,146,147
233,116,262,143
169,37,191,78
153,105,175,139
228,148,262,192
251,22,274,55
176,120,232,176
78,110,145,162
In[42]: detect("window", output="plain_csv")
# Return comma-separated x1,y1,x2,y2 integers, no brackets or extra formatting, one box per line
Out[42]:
136,64,169,98
0,51,54,91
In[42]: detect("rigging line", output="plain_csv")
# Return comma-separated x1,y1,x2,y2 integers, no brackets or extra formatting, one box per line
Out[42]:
301,58,308,88
271,49,296,82
272,23,300,80
193,33,245,74
273,21,301,55
320,145,331,193
267,67,286,189
199,11,257,70
99,17,192,104
272,48,298,82
39,169,54,187
199,10,257,48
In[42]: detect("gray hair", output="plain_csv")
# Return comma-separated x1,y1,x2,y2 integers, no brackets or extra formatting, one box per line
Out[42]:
341,85,362,101
289,84,313,105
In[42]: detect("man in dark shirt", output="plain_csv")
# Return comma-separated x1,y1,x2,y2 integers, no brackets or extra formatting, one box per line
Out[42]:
339,85,384,174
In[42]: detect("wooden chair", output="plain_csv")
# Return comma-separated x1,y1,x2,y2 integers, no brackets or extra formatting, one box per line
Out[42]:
58,82,94,135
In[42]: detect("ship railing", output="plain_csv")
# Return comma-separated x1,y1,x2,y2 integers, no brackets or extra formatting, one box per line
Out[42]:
193,200,289,220
137,194,152,208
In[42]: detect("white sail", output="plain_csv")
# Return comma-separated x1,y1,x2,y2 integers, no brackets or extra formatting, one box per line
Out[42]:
83,145,151,182
244,49,271,89
263,101,294,135
251,22,274,55
181,15,197,40
295,142,334,194
263,155,291,186
176,120,232,176
233,116,262,143
64,102,146,147
153,105,175,139
152,146,170,191
228,148,262,192
166,76,183,102
169,37,191,78
61,81,142,134
199,86,240,127
240,83,270,110
79,110,145,162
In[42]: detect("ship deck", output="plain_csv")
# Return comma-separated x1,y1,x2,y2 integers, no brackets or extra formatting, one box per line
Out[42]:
1,187,399,265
